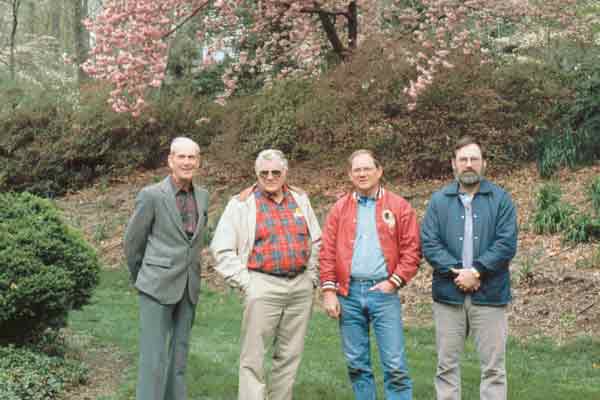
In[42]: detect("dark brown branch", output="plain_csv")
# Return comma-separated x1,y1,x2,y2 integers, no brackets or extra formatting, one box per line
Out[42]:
578,302,595,316
162,1,209,39
300,7,348,17
347,1,357,49
10,0,21,80
316,10,346,57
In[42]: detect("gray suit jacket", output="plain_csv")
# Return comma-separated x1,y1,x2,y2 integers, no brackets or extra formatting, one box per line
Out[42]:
124,177,209,305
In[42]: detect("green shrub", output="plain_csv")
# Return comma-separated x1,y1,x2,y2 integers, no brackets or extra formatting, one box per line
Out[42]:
0,81,219,196
532,184,575,235
588,176,600,215
535,127,576,178
191,63,227,97
219,38,566,176
239,79,314,157
532,182,600,243
536,51,600,177
535,182,563,210
563,213,600,244
0,192,100,344
0,345,87,400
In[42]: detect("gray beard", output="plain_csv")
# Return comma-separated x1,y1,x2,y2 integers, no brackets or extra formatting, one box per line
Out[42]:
456,172,481,187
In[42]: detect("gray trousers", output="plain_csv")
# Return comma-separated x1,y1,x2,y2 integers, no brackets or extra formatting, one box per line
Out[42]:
433,296,508,400
137,291,197,400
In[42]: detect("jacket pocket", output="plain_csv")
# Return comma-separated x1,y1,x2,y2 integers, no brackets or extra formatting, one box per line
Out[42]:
144,255,171,268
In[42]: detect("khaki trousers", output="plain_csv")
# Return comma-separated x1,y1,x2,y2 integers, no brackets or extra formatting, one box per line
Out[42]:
238,270,314,400
433,296,508,400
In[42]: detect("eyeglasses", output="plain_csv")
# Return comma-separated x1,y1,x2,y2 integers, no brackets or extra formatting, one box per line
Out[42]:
258,170,282,179
351,166,376,175
456,156,482,165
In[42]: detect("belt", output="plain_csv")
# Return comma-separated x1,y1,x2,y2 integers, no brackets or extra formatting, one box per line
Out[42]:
350,277,387,284
252,268,306,279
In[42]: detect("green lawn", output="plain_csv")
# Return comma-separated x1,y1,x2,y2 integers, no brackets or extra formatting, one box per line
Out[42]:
69,269,600,399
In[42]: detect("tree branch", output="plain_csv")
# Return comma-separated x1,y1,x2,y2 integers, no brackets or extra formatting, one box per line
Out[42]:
300,7,348,17
347,1,357,49
316,10,346,57
162,1,210,39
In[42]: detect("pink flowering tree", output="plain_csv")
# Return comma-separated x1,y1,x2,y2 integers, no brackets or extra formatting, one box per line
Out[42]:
83,0,593,115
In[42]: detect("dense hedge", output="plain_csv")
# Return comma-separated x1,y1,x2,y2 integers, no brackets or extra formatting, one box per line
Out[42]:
0,82,223,197
2,38,595,193
0,192,100,344
217,39,569,178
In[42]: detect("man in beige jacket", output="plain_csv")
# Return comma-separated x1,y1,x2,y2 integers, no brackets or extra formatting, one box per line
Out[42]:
210,149,321,400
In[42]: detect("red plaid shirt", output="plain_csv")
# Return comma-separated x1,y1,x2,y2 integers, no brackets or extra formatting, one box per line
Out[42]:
247,187,310,276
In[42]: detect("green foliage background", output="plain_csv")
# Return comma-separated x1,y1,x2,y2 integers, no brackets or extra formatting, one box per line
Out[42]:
2,37,599,194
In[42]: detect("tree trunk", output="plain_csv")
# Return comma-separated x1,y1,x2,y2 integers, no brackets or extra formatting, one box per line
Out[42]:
51,1,61,38
27,0,35,35
9,0,22,81
73,0,88,84
347,1,357,49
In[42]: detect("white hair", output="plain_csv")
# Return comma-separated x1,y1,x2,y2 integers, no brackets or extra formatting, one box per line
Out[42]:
170,137,200,154
254,149,288,172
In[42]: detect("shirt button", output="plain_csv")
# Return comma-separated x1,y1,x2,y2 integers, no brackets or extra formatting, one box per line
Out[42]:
459,237,463,241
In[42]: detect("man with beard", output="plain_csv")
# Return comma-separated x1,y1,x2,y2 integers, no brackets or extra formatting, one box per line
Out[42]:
420,137,518,400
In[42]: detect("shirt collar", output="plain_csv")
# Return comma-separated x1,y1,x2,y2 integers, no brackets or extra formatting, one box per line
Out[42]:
443,179,492,196
254,184,289,200
169,175,193,194
352,186,384,203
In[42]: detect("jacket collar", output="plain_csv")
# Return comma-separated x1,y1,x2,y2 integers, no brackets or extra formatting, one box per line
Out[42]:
352,186,385,201
238,183,305,202
168,175,193,194
442,179,493,196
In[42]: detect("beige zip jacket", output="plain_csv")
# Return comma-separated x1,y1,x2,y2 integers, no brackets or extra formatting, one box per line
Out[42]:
210,185,322,290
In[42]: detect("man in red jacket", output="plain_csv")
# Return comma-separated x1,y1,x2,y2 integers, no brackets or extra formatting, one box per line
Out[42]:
320,149,421,400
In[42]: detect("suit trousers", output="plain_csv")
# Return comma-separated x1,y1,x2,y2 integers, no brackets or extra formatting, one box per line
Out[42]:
137,291,197,400
238,270,314,400
433,296,508,400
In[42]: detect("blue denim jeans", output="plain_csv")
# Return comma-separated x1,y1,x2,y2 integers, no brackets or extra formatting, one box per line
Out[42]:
338,279,412,400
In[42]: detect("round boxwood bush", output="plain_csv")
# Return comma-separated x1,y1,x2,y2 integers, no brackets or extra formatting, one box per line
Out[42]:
0,192,100,344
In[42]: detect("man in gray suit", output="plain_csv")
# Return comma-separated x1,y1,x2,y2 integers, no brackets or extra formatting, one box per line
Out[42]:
124,136,209,400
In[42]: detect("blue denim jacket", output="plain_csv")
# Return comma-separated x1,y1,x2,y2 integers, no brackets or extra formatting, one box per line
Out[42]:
420,179,518,306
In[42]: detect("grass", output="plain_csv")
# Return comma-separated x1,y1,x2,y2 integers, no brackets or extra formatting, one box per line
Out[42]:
69,269,600,400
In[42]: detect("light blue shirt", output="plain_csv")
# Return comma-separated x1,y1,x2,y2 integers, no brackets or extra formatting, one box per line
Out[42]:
350,196,388,280
459,193,474,268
